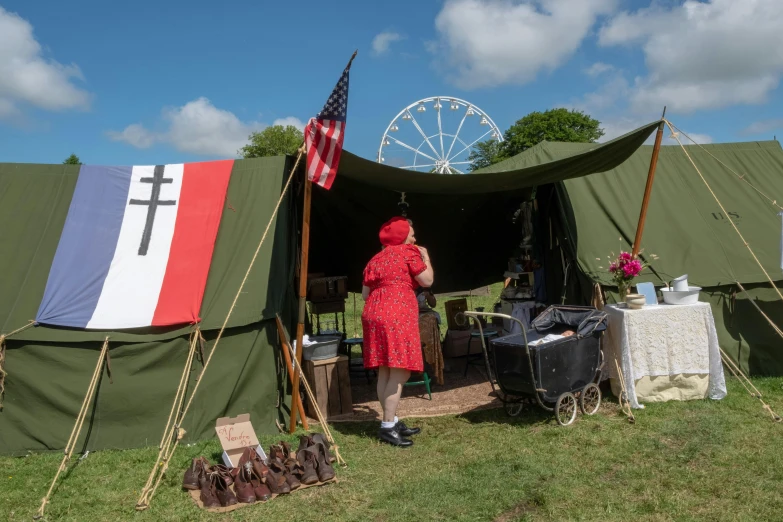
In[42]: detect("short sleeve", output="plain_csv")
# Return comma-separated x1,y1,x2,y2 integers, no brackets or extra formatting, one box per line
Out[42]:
405,245,427,277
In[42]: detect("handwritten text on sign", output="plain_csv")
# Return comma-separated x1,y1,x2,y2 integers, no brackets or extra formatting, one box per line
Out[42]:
216,425,253,448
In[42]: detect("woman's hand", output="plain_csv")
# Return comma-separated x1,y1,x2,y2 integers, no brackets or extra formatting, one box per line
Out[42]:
414,246,434,287
418,246,430,262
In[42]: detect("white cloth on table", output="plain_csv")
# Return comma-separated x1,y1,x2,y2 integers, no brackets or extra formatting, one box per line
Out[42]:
603,302,727,409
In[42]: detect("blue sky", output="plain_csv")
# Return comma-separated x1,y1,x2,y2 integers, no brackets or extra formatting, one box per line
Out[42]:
1,0,782,166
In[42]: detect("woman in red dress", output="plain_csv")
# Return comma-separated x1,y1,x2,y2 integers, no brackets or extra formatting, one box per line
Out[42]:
361,217,434,447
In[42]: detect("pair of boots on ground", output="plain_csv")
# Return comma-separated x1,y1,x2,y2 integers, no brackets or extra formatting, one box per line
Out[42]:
378,417,421,447
183,434,336,508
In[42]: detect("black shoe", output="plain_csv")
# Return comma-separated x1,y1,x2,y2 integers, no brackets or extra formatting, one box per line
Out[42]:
378,427,413,447
395,421,421,437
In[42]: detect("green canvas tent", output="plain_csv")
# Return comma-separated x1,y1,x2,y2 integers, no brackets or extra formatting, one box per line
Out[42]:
0,157,300,456
493,139,783,377
0,121,662,455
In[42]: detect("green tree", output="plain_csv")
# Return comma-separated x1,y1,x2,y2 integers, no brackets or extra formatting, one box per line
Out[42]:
239,125,303,158
467,139,503,171
63,154,82,165
500,108,604,159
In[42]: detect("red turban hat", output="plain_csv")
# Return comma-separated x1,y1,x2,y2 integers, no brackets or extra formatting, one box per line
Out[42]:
379,217,410,246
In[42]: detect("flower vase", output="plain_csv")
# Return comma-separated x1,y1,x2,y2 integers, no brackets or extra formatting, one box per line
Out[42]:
618,283,630,301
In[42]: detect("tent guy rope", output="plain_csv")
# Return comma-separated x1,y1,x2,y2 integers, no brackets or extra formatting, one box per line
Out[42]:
665,120,783,304
35,337,110,520
135,146,303,511
0,320,34,410
666,121,783,213
136,327,201,507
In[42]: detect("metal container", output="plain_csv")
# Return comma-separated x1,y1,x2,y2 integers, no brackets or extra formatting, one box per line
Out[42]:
301,335,342,361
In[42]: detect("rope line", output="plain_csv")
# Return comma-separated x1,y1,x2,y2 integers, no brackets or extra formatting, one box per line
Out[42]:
719,346,781,422
35,337,110,520
285,340,347,466
0,320,35,410
665,121,783,303
667,121,783,212
135,146,303,511
136,328,200,506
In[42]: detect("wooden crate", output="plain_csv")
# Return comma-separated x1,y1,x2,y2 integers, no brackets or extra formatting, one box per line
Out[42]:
302,355,352,419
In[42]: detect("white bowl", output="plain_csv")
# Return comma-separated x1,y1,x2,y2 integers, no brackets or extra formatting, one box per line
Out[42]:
625,294,646,310
661,286,701,305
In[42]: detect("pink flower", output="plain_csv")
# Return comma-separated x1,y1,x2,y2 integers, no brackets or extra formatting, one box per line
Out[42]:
618,252,633,262
622,260,643,278
609,262,618,273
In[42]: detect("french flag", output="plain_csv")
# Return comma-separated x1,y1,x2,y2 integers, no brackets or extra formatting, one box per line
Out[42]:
36,160,233,329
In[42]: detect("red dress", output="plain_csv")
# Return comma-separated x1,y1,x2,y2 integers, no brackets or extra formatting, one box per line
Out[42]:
361,244,427,371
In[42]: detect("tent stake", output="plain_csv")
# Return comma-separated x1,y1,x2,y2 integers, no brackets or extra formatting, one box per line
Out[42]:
632,107,666,258
290,161,312,433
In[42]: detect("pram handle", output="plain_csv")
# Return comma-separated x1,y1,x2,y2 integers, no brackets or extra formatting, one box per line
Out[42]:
458,312,553,412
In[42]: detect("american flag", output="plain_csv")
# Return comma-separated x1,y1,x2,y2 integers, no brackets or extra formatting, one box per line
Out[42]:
305,53,355,190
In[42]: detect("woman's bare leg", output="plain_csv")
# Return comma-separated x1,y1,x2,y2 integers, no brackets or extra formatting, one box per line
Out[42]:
375,366,390,420
380,368,411,423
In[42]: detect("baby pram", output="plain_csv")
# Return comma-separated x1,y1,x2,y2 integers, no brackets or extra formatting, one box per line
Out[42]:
462,305,607,426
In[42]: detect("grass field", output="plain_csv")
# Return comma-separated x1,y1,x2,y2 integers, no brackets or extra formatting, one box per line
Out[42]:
3,377,783,522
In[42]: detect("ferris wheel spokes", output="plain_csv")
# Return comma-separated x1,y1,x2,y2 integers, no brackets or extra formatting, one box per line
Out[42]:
448,128,494,164
407,111,442,161
378,96,503,174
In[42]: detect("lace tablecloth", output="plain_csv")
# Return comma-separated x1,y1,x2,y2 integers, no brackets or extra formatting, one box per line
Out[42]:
603,302,727,409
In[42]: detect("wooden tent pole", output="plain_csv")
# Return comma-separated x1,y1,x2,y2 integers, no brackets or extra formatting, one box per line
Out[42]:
290,174,312,433
632,107,666,258
275,315,308,430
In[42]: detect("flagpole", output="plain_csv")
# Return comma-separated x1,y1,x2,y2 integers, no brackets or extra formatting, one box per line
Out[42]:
289,50,358,434
289,147,312,433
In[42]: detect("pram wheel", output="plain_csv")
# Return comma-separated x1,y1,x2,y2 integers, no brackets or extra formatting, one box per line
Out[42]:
504,402,524,417
555,392,577,426
579,383,601,415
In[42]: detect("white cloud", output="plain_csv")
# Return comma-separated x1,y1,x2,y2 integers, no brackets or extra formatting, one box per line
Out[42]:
584,62,614,77
106,123,156,149
108,97,305,157
0,6,90,119
599,0,783,113
431,0,617,89
741,119,783,136
372,32,404,55
272,116,306,130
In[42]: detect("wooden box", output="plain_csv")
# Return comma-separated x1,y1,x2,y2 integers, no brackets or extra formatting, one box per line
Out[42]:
445,298,470,331
308,276,348,303
302,355,352,419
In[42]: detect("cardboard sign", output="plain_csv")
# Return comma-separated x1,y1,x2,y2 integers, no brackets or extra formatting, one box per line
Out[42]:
214,413,266,467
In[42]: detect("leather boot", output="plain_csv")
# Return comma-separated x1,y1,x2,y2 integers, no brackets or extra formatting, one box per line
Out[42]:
269,444,286,462
213,473,237,507
234,463,257,504
310,434,335,462
311,445,336,482
267,459,301,494
247,467,272,501
212,463,234,487
183,458,205,490
199,474,221,508
296,449,319,485
378,426,413,447
297,434,315,454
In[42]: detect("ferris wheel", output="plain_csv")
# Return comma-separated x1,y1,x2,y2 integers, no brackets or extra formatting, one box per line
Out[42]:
377,96,503,174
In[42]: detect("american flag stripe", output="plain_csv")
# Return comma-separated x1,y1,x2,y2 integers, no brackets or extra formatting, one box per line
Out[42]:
304,53,354,190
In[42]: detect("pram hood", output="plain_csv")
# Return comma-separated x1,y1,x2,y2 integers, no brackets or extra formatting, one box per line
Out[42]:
530,305,607,337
